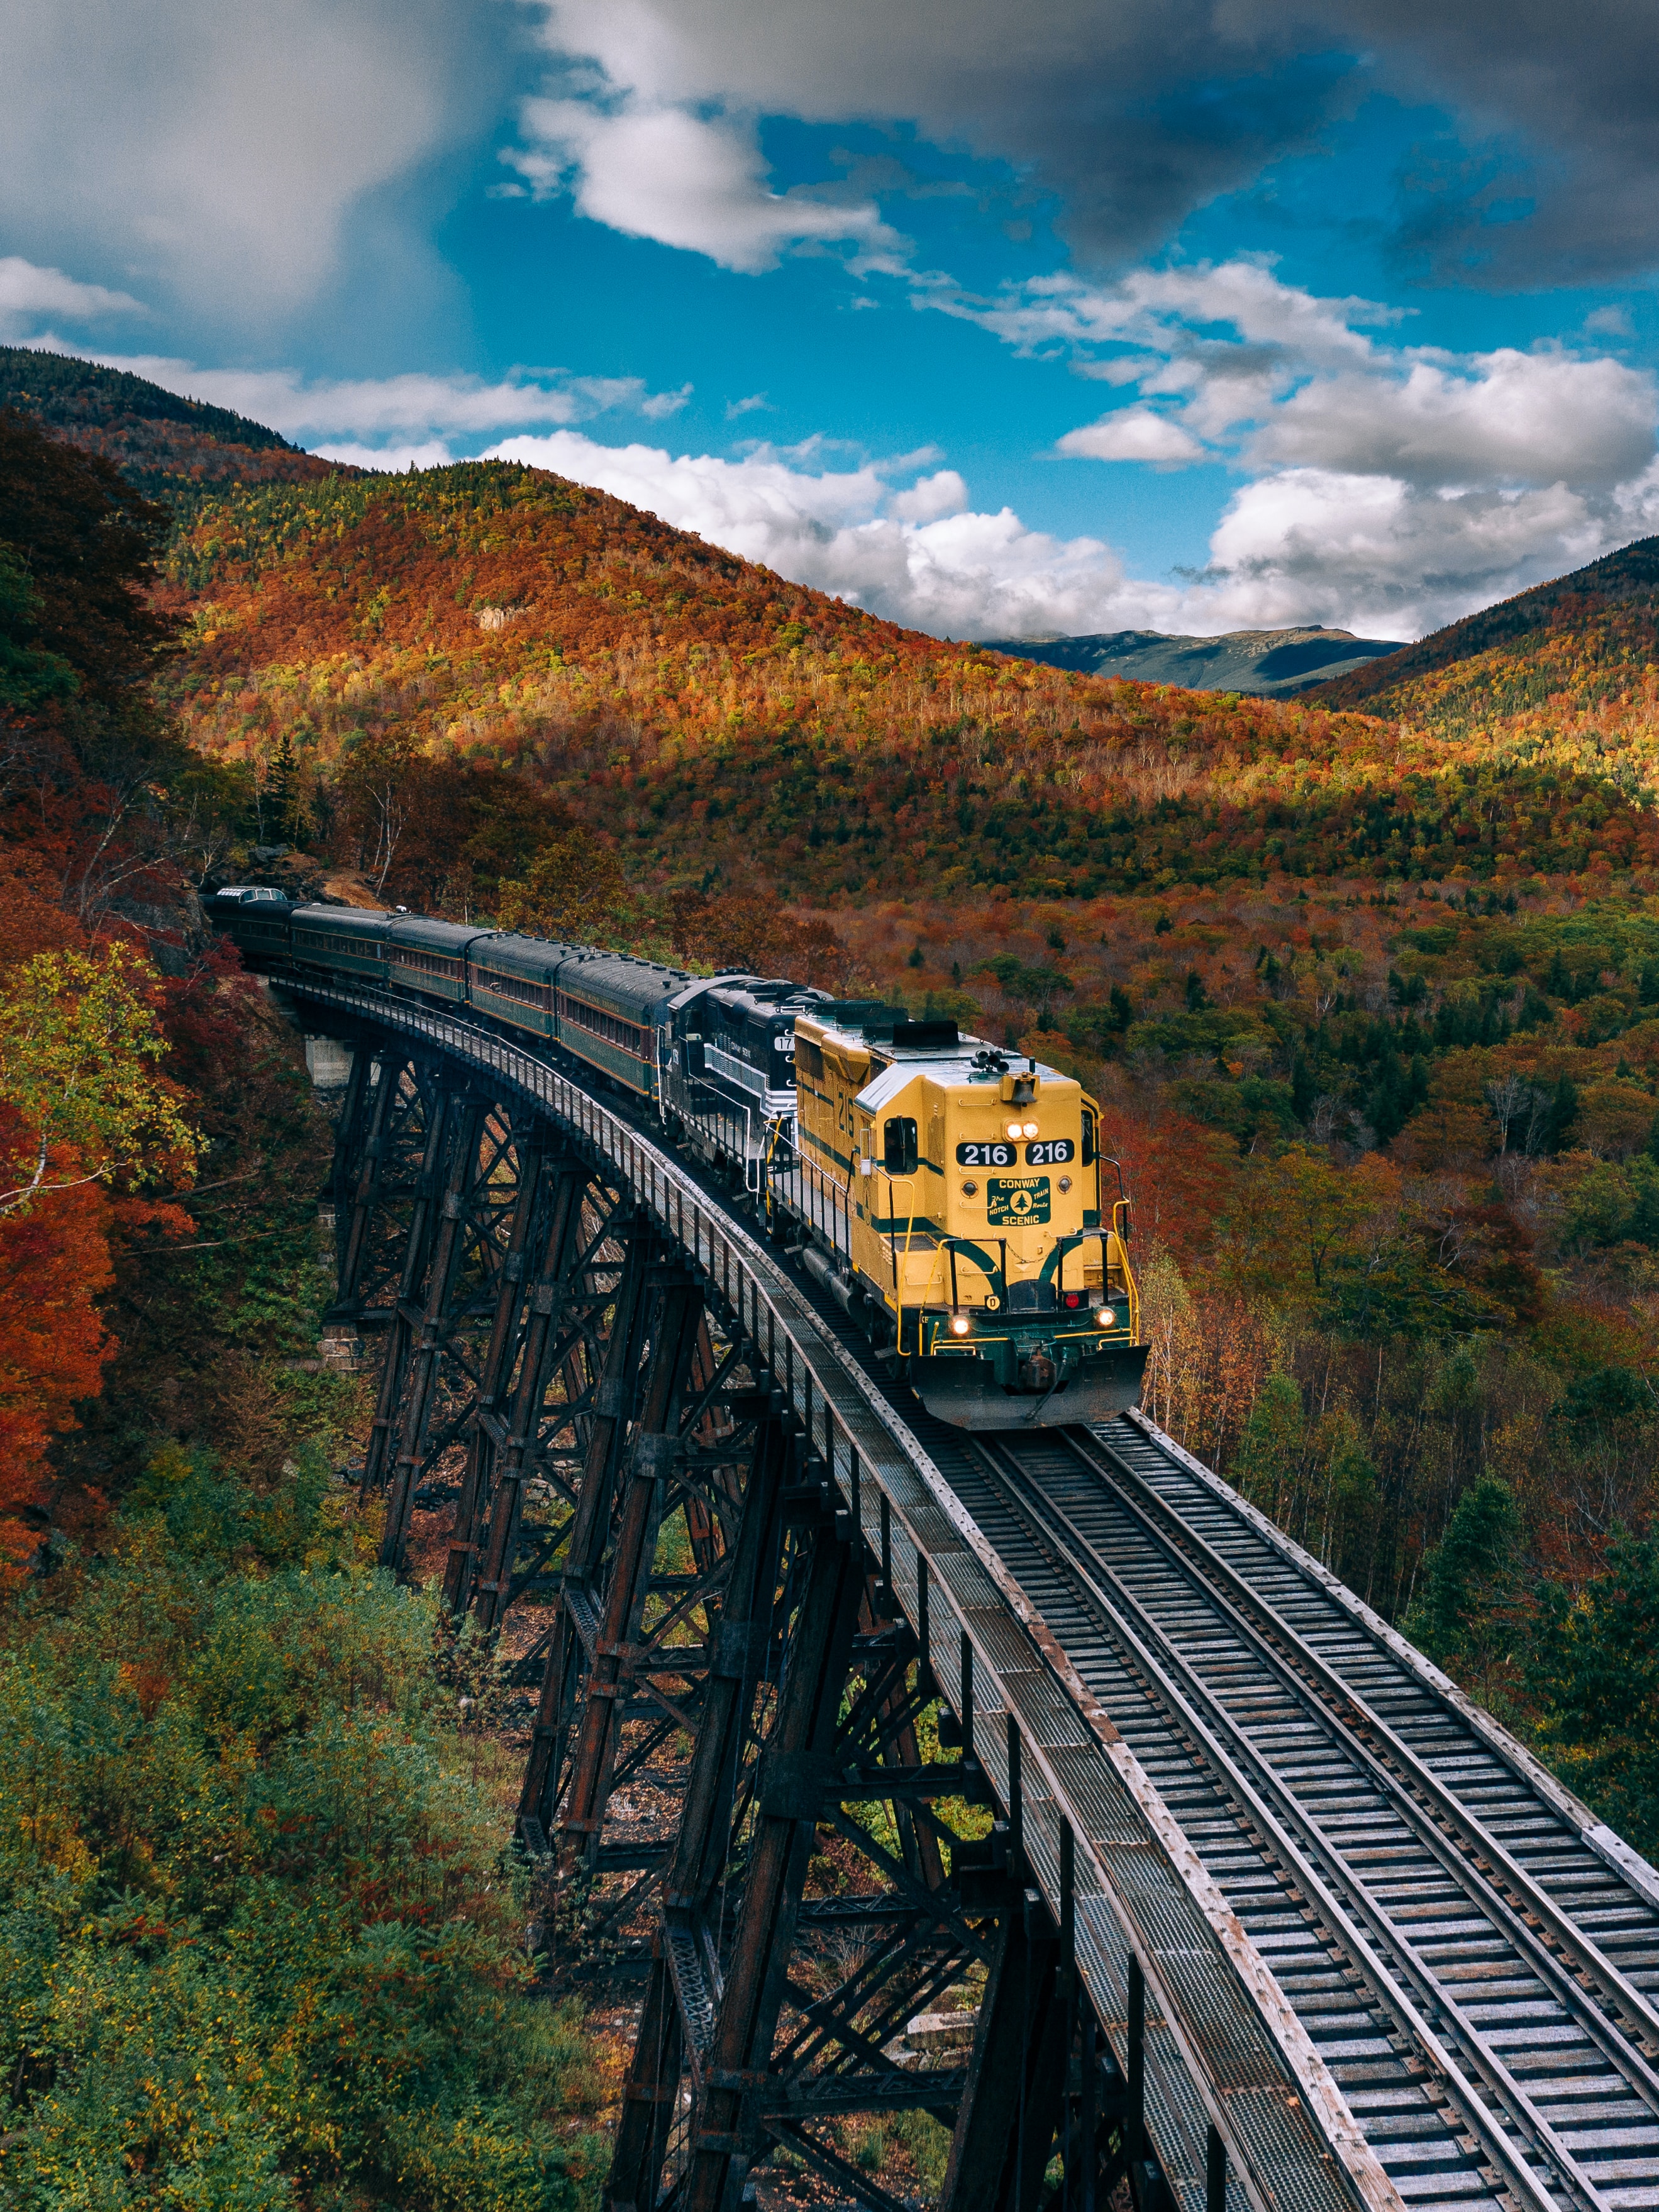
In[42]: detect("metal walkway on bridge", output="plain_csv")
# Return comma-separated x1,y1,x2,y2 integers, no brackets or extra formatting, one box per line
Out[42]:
285,976,1659,2212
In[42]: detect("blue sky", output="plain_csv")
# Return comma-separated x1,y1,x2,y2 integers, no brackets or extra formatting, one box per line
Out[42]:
4,0,1657,640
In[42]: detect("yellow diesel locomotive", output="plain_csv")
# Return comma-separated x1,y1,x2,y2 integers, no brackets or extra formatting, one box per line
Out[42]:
209,890,1145,1429
775,1005,1145,1428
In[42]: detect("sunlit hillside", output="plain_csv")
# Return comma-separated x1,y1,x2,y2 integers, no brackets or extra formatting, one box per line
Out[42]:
160,462,1659,895
1312,537,1659,795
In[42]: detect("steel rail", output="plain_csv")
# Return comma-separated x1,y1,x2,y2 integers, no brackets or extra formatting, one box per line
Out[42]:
278,975,1400,2212
1075,1424,1659,2082
1046,1421,1659,2212
967,1430,1616,2212
1122,1409,1659,1923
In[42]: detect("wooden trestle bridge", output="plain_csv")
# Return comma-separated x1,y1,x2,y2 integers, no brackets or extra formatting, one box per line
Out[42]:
289,976,1659,2212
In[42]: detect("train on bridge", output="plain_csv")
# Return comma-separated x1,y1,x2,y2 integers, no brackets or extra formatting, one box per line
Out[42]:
211,887,1146,1429
226,890,1659,2212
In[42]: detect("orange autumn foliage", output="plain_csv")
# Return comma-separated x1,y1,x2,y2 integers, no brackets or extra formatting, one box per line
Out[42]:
1097,1101,1241,1267
0,863,192,1567
1141,1286,1277,1481
0,1119,115,1571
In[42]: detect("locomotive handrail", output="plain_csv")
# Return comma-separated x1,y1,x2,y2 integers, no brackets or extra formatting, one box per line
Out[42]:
278,971,1399,2212
941,1234,1007,1310
1107,1217,1141,1341
889,1168,923,1288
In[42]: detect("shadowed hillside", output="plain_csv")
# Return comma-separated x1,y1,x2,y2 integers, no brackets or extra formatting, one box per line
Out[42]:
0,345,348,525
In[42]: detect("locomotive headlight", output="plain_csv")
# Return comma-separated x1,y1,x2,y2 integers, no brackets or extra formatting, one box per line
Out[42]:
1006,1121,1023,1139
1095,1306,1116,1328
949,1311,972,1337
1022,1119,1040,1137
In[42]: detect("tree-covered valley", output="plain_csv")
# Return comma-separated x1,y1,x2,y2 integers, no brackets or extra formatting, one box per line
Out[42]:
3,350,1659,2201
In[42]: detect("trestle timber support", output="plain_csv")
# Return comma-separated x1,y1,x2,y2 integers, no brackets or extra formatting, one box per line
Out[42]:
318,1022,1212,2212
601,1445,1190,2212
379,1091,489,1566
450,1145,597,1628
335,1045,396,1307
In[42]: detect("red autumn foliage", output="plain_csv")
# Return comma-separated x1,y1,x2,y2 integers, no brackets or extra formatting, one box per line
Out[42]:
1096,1101,1242,1267
0,1114,115,1572
0,843,86,963
0,806,192,1562
667,886,862,992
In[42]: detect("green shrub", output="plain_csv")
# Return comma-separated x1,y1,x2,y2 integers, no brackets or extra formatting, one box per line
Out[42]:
0,1453,595,2209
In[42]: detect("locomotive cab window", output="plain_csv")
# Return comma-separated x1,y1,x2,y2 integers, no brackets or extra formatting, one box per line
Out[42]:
883,1117,918,1175
1081,1110,1096,1166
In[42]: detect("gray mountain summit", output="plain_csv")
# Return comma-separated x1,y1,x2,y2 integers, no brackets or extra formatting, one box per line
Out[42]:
977,625,1407,698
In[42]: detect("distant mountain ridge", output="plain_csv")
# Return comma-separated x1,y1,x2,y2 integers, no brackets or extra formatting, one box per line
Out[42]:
980,624,1407,697
0,346,349,523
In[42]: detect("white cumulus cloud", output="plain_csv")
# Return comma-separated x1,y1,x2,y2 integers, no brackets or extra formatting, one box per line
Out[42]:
1249,349,1656,490
506,88,902,274
1058,410,1206,463
888,470,970,523
1202,470,1615,634
0,258,145,338
481,429,1157,637
77,351,693,447
510,1,906,272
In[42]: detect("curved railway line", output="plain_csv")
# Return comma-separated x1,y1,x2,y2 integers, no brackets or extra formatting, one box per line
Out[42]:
282,975,1659,2212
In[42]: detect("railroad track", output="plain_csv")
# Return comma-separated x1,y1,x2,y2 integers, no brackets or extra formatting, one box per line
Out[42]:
941,1416,1659,2212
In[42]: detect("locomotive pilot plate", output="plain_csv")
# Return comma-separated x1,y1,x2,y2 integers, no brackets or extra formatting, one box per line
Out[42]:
985,1175,1050,1226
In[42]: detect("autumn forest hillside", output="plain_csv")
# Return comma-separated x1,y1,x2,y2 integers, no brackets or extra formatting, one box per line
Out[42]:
1311,535,1659,777
0,343,345,526
158,462,1659,900
4,357,1659,1890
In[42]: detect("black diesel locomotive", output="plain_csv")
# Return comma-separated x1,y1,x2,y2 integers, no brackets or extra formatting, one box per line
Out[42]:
213,888,1145,1429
